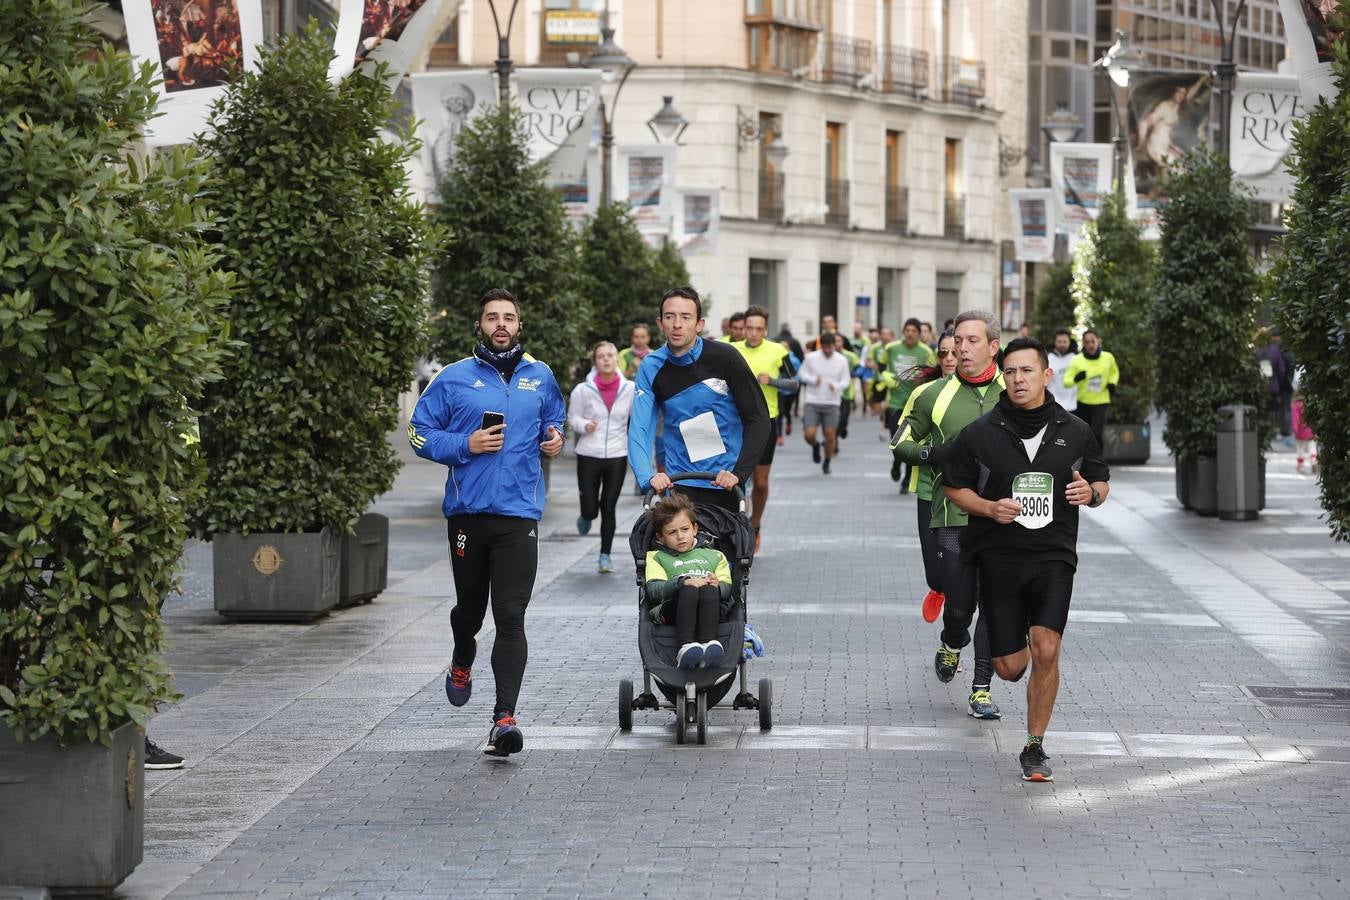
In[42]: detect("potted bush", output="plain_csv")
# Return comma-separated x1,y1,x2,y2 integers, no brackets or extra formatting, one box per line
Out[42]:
193,26,437,619
1029,260,1075,345
0,2,231,890
1154,147,1268,515
1274,24,1350,541
1071,190,1157,463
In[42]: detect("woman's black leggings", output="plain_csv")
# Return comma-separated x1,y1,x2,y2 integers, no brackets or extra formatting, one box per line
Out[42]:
577,455,628,554
446,515,538,720
916,498,941,593
674,584,722,644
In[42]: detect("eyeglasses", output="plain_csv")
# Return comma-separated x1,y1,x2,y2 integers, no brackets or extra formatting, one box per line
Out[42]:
936,349,955,358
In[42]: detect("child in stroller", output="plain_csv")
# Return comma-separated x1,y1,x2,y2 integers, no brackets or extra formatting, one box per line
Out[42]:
643,494,732,669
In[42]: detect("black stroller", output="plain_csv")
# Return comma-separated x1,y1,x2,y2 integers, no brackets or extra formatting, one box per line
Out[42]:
618,472,772,744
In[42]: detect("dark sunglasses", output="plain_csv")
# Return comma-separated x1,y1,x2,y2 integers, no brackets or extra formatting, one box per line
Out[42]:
936,349,956,358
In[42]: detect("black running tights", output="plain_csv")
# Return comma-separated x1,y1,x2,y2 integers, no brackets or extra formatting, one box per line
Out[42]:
934,526,993,689
576,454,628,554
916,499,941,593
673,583,722,645
447,514,538,720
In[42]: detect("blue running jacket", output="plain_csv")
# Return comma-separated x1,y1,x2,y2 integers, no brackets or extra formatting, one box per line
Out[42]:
408,354,565,519
628,336,770,491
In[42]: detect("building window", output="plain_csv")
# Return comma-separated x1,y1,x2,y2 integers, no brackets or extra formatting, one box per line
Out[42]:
884,130,907,233
746,0,825,74
944,138,964,240
825,121,848,226
428,10,459,68
758,113,786,221
749,258,782,323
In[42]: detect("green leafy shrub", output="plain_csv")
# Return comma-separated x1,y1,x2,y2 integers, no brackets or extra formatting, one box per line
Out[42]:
1154,147,1268,463
1030,261,1076,345
1274,33,1350,541
192,25,438,537
1071,191,1158,424
429,103,590,391
579,204,689,351
0,1,231,744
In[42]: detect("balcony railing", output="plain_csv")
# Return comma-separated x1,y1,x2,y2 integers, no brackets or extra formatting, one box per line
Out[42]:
885,186,909,234
821,35,874,84
825,178,850,226
759,171,785,222
937,56,987,106
944,193,966,239
878,46,929,97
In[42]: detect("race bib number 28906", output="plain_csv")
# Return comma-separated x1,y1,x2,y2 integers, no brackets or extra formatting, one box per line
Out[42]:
1011,472,1054,530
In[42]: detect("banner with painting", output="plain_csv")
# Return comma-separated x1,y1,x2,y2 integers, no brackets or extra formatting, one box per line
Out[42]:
122,0,264,146
615,145,677,235
330,0,447,86
514,69,603,183
1008,188,1056,263
675,189,720,257
1126,71,1211,235
409,71,495,201
1231,73,1305,202
554,150,601,230
1049,142,1114,234
1276,0,1343,106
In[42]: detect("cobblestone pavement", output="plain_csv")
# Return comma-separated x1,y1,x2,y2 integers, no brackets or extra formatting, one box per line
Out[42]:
118,414,1350,899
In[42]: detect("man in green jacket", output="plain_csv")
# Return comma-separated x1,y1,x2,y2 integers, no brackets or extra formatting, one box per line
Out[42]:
891,310,1005,720
1060,328,1118,450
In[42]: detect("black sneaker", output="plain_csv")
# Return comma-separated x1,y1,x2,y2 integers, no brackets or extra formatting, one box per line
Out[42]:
484,716,524,757
889,458,902,482
811,442,822,464
145,737,184,770
934,644,960,683
1019,744,1053,782
822,457,831,474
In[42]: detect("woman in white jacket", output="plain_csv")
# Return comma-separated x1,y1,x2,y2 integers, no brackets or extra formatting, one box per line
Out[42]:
567,341,635,573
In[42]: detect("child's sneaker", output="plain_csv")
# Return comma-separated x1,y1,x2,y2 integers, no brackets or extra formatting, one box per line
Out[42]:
676,642,704,668
598,553,613,573
701,640,724,667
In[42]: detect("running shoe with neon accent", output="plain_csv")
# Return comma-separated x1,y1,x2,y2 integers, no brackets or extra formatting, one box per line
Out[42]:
1019,744,1053,782
968,689,1001,720
921,589,945,623
598,552,613,573
484,716,524,757
445,663,473,706
934,644,960,683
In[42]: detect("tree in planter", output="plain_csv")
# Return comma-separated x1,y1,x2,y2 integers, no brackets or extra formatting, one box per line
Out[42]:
1030,261,1077,345
431,103,591,392
0,0,232,743
192,26,438,538
1070,190,1158,425
1154,147,1268,464
579,204,690,352
1274,19,1350,540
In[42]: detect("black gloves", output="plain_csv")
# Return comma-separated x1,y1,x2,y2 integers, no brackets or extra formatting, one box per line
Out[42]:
1074,370,1087,383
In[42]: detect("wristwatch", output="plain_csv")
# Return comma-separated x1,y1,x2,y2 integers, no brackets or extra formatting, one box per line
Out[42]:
1089,486,1102,507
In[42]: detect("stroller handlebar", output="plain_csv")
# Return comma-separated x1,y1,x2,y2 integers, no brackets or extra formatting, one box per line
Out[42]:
643,471,747,513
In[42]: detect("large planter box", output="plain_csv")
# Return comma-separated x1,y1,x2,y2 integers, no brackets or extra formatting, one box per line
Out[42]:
0,720,143,895
337,512,389,608
1179,457,1219,517
213,527,339,622
1103,423,1151,464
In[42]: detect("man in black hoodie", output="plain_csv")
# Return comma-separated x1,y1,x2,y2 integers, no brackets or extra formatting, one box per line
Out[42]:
942,337,1110,783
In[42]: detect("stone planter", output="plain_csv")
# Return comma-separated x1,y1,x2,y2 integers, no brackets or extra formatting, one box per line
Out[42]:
1189,457,1219,517
213,527,339,622
1103,423,1151,464
0,720,143,895
337,512,389,608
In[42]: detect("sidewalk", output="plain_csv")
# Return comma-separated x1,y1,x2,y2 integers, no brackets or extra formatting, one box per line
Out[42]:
120,417,1350,899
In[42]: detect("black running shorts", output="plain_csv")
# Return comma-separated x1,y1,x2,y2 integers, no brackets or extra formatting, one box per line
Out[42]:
757,419,780,467
976,557,1075,658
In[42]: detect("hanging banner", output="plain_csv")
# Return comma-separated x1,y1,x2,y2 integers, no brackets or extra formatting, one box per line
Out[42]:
329,0,447,86
554,149,601,230
1231,72,1305,202
615,144,677,232
123,0,265,147
514,69,603,183
1049,142,1114,232
410,71,495,201
1126,71,1211,226
1008,188,1056,262
1276,0,1343,107
675,188,720,257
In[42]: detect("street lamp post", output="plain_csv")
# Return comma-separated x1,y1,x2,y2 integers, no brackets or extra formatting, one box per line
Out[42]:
1040,101,1083,264
1208,0,1249,157
1094,31,1147,198
647,96,689,145
582,6,636,206
486,0,521,108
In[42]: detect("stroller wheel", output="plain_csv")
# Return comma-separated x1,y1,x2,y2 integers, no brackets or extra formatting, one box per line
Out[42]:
758,678,773,731
618,679,633,731
696,691,708,745
673,704,687,744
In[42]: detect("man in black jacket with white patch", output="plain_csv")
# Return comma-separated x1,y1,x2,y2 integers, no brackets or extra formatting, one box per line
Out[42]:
942,337,1110,783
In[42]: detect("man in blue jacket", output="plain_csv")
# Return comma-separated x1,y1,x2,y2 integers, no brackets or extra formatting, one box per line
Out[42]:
628,286,770,513
408,288,565,757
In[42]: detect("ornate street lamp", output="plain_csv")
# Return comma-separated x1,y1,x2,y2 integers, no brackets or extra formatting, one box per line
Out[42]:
1094,31,1147,197
1208,0,1249,156
486,0,521,107
582,7,636,206
647,96,689,145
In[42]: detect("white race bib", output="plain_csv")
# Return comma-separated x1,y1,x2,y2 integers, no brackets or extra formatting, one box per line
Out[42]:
1259,359,1273,378
679,411,727,463
1087,375,1103,394
1012,472,1054,530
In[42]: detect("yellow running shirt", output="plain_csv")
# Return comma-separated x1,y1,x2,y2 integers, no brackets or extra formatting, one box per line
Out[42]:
733,339,791,420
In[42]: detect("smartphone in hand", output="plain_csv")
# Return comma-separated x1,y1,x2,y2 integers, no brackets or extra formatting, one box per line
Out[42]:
480,411,505,452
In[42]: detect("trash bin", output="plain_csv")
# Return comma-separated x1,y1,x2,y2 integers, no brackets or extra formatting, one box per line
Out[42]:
1217,405,1259,521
